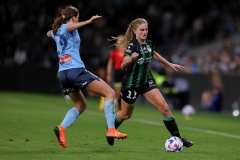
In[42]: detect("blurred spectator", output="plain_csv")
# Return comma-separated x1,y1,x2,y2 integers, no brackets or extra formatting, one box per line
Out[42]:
3,45,14,67
200,69,224,112
201,89,213,110
44,44,58,66
174,77,190,110
13,44,27,66
1,0,240,77
161,72,179,110
160,70,190,110
42,55,52,69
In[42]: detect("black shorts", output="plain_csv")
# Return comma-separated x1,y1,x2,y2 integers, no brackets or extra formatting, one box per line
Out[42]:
120,79,157,104
58,68,100,95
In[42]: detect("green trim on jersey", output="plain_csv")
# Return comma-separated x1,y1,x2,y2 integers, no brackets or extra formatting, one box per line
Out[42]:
127,55,138,88
145,41,153,84
136,43,145,88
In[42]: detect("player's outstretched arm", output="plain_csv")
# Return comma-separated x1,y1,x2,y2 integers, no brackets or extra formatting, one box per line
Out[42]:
67,15,102,32
153,51,184,72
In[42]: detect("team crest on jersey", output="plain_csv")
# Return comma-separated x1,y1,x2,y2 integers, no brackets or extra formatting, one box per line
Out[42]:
147,45,152,52
149,80,153,84
148,80,156,87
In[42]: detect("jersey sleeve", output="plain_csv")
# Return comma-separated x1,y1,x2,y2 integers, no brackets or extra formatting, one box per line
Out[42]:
125,40,137,57
59,24,69,34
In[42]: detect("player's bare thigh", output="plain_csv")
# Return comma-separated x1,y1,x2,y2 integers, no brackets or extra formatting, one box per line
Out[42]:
143,88,173,117
86,79,115,101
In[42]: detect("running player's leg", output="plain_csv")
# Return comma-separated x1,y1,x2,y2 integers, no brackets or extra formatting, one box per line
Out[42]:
54,69,87,148
54,91,86,148
143,88,193,147
86,79,127,139
115,87,138,127
115,87,139,129
115,99,135,128
104,98,135,146
103,87,137,146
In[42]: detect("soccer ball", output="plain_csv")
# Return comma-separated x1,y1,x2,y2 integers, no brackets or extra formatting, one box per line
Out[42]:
165,136,183,152
182,104,195,116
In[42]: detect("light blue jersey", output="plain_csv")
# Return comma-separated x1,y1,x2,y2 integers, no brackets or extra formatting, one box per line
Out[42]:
51,24,85,71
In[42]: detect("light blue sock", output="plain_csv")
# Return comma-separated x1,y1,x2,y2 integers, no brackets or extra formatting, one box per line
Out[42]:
104,100,115,129
61,107,80,129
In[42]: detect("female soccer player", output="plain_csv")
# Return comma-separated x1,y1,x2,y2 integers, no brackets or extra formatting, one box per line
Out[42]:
46,5,127,148
106,18,193,148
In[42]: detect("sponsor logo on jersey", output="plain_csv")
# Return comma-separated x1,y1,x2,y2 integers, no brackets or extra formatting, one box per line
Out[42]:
138,57,144,64
59,54,72,64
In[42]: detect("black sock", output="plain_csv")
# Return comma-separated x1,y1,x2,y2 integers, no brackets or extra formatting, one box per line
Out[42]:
163,117,181,138
115,116,122,129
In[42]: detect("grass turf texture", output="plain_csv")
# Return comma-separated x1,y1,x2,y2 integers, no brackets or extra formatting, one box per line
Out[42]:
0,91,239,160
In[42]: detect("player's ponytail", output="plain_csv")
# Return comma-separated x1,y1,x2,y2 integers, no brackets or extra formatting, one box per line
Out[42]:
109,35,126,49
52,16,64,35
52,5,79,35
113,18,148,49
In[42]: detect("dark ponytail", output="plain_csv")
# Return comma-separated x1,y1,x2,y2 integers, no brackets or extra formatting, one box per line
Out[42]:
51,5,79,35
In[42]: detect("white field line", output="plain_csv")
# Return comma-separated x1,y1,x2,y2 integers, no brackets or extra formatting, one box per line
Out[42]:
3,98,240,139
87,110,240,139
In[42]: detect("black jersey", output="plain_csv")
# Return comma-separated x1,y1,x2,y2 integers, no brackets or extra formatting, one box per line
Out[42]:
122,39,155,89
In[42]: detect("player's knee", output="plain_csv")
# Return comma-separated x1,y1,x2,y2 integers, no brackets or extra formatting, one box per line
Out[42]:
75,103,87,113
163,102,170,109
160,103,172,116
123,114,132,120
157,102,170,111
105,88,116,100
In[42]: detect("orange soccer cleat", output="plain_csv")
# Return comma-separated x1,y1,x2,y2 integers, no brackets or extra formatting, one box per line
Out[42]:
53,126,67,148
106,128,127,139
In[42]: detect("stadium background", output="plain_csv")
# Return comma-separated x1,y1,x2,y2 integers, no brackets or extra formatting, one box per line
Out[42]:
1,0,240,112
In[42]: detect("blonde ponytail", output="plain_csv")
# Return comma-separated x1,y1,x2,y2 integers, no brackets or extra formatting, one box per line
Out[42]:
111,18,148,49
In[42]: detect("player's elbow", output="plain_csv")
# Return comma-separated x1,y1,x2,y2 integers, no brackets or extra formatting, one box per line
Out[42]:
46,31,52,37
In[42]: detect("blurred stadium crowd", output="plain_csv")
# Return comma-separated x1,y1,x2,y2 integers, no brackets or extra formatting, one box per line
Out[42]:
1,0,240,75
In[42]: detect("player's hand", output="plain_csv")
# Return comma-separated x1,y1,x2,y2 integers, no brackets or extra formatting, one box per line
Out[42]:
90,15,102,22
131,52,139,61
169,63,184,72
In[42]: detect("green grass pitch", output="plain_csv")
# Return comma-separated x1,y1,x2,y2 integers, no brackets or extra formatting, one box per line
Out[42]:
0,91,239,160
